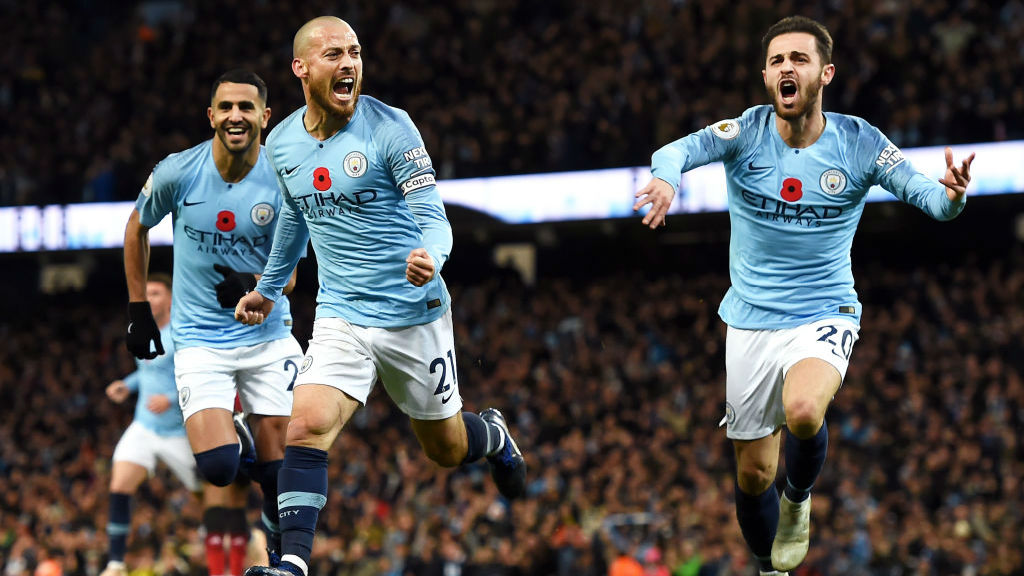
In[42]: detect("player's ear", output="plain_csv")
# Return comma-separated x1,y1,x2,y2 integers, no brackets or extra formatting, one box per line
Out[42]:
291,58,307,79
261,106,271,129
821,63,835,86
208,106,216,129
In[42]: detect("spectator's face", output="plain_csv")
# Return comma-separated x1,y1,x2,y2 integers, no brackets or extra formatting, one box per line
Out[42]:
146,281,172,325
762,32,834,120
295,22,362,119
207,82,269,155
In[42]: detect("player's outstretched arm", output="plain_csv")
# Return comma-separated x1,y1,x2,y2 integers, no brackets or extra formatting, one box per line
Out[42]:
938,147,975,203
234,291,276,326
633,177,677,229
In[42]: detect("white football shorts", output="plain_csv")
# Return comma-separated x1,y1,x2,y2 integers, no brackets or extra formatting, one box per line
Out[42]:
296,309,463,421
174,337,303,421
723,318,859,440
112,421,202,492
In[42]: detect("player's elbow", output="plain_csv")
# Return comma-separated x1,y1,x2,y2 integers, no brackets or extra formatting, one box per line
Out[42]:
124,210,149,241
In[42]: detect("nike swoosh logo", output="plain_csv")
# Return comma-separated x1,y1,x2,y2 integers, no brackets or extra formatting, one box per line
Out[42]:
441,390,454,404
284,165,300,175
748,161,772,172
183,199,205,206
278,495,301,505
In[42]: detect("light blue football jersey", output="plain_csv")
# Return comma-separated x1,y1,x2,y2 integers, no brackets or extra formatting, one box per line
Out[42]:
651,105,965,329
136,140,295,348
122,324,184,436
255,96,452,328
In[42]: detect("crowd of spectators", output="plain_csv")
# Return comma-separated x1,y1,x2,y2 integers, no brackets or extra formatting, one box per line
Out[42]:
1,243,1022,576
2,0,1023,206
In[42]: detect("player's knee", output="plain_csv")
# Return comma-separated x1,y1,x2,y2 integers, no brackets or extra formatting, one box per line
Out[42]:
285,412,336,444
195,444,241,487
736,462,774,494
785,400,823,438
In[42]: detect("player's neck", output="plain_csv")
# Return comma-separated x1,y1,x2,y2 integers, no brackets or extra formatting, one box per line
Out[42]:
212,141,260,183
776,106,826,149
304,105,352,141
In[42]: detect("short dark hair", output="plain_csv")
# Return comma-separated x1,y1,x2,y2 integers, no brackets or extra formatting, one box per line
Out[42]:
211,69,268,104
148,273,172,291
761,16,833,66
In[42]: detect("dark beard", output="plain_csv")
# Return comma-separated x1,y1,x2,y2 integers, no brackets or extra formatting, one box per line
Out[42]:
768,84,820,120
310,83,359,119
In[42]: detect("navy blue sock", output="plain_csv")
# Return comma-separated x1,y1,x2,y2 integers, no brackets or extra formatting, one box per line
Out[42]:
735,482,779,572
107,492,132,562
461,412,503,463
195,444,241,487
277,446,328,573
784,422,828,503
253,460,283,553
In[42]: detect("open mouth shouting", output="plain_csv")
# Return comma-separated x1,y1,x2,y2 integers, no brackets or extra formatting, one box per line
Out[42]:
779,78,798,106
333,77,356,102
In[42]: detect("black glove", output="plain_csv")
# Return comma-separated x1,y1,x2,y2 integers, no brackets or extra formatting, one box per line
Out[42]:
213,264,258,308
126,301,164,359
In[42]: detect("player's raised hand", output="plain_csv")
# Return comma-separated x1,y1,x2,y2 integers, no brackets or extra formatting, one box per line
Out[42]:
406,248,435,287
938,147,975,203
235,290,275,326
633,177,676,229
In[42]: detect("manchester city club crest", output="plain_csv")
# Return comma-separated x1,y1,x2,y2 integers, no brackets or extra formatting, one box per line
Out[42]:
343,151,368,177
250,202,275,226
819,168,848,195
725,402,736,426
300,355,314,373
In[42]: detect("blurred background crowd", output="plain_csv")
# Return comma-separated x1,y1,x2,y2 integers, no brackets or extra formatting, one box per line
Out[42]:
2,0,1023,575
1,0,1023,205
1,241,1022,575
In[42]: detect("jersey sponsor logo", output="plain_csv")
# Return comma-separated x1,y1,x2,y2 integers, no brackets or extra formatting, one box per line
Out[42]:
402,146,432,169
400,173,436,195
251,203,275,226
343,151,368,177
183,225,270,255
741,189,843,227
710,119,740,140
819,169,847,195
875,143,906,173
142,173,154,197
293,189,378,218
